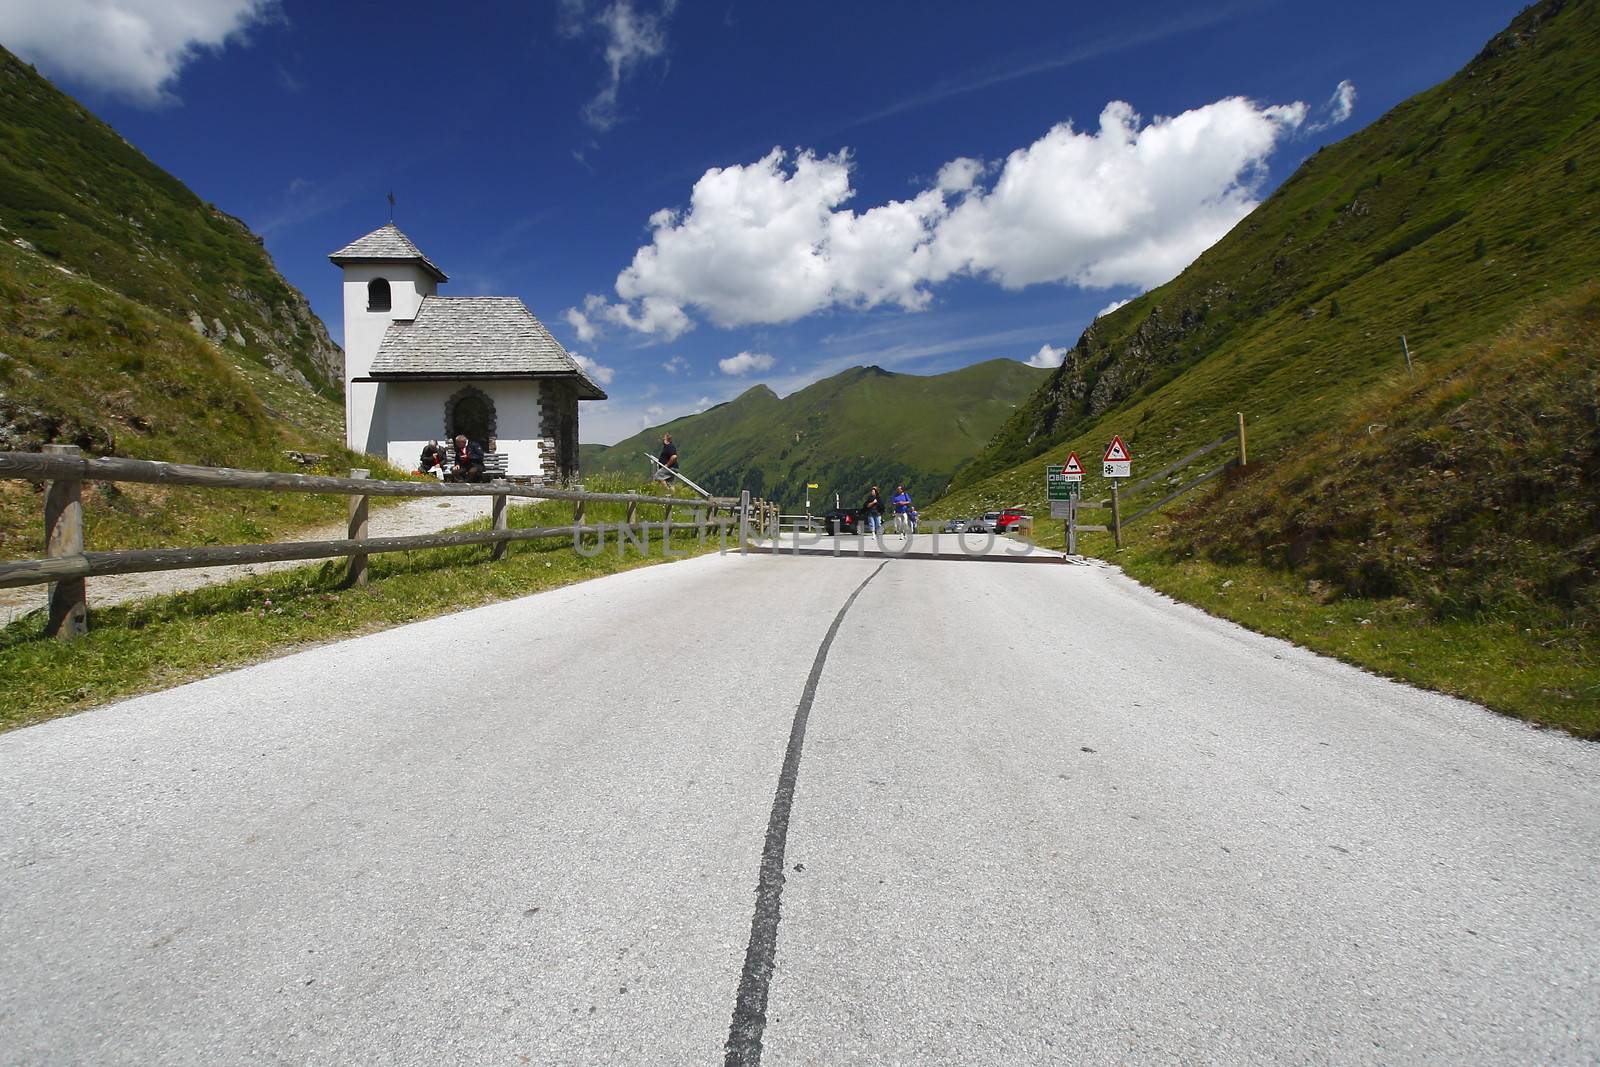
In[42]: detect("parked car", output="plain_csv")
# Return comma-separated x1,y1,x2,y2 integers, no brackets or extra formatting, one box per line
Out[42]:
823,507,860,535
942,518,968,533
964,515,993,534
994,507,1031,534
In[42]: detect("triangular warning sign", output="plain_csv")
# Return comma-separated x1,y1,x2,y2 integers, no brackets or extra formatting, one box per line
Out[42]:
1103,435,1131,463
1063,452,1085,475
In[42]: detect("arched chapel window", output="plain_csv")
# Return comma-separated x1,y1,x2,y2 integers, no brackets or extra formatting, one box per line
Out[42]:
367,277,392,312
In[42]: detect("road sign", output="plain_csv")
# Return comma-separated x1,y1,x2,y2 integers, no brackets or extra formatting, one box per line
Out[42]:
1046,465,1071,500
806,483,818,489
1050,500,1075,518
1102,435,1132,479
1062,451,1085,481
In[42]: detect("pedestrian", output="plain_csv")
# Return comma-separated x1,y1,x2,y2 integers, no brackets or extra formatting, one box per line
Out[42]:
891,484,913,538
445,433,486,483
861,484,884,536
654,432,679,492
909,505,919,534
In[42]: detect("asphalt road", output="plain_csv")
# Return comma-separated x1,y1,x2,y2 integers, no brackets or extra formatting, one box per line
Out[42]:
2,552,1596,1065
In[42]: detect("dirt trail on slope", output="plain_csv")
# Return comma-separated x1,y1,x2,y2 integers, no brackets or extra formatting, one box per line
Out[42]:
0,496,494,626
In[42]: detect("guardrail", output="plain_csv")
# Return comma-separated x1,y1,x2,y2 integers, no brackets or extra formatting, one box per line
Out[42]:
1,446,755,641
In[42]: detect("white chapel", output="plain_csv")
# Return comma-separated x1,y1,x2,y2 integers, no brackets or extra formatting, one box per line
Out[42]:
329,223,605,481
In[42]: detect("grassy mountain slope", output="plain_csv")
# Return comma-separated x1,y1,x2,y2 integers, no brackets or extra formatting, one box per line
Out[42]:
933,0,1598,731
947,0,1600,499
585,359,1047,506
0,46,388,558
0,46,339,392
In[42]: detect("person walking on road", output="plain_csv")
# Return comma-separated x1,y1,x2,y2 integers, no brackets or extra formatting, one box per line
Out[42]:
861,484,885,536
654,433,679,492
891,484,914,538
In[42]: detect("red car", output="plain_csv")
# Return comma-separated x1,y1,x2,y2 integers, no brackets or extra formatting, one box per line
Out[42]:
994,507,1031,534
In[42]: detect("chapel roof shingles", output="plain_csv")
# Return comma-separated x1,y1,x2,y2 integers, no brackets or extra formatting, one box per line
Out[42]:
368,296,606,398
328,223,449,281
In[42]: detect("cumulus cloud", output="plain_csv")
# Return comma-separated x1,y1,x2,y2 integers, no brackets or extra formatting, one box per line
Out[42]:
571,353,616,386
564,304,599,343
0,0,277,105
1308,79,1357,133
1025,344,1066,369
1096,298,1132,319
661,354,688,374
558,0,676,131
598,95,1313,335
718,351,775,376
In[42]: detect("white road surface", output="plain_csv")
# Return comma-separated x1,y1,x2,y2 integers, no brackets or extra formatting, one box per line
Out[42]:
1,551,1596,1065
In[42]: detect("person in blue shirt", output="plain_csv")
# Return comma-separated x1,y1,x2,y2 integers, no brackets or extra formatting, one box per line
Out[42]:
891,484,914,537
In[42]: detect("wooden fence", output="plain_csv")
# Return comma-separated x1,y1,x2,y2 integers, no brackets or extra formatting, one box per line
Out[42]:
0,446,772,641
1064,414,1248,554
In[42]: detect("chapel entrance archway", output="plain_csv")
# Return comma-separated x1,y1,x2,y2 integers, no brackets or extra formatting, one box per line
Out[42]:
445,386,496,447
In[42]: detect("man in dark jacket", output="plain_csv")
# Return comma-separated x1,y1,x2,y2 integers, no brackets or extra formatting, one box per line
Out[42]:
419,439,446,477
861,485,884,535
446,434,487,483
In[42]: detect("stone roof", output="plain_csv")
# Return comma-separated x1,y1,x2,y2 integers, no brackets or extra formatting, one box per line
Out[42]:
368,296,606,398
328,223,448,281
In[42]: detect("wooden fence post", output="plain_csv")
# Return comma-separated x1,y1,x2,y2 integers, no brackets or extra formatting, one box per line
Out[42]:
625,493,638,528
739,490,752,549
1066,495,1078,558
573,497,586,526
491,490,508,562
1110,480,1123,549
43,443,87,640
347,468,369,586
1236,411,1248,467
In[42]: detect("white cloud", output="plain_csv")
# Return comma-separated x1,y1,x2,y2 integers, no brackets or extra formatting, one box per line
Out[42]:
718,351,775,376
571,353,616,385
558,0,676,131
564,305,598,343
1025,344,1066,369
1308,80,1357,132
661,354,688,374
1096,298,1131,319
599,94,1312,335
0,0,277,106
643,404,665,419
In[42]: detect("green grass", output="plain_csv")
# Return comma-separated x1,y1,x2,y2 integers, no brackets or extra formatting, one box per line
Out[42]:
1114,551,1598,740
584,359,1048,510
0,481,730,732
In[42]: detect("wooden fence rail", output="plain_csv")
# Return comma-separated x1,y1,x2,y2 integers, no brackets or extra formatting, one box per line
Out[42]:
0,448,763,641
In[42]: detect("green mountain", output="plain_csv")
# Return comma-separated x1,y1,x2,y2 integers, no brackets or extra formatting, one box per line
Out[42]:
584,359,1049,507
946,0,1600,503
0,46,373,557
932,0,1599,728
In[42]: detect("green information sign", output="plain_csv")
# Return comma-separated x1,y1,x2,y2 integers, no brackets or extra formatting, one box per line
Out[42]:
1046,465,1079,501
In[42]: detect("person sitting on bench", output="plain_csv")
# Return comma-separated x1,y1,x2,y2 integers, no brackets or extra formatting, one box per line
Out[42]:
419,439,446,478
446,434,487,483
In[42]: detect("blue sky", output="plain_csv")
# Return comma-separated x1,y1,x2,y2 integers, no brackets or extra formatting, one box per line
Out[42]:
3,0,1524,442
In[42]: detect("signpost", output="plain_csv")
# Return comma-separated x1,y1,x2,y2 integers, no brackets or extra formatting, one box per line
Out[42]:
805,481,818,515
1102,436,1132,548
1049,452,1088,548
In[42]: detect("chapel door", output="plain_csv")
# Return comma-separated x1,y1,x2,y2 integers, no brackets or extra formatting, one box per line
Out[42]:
448,392,495,448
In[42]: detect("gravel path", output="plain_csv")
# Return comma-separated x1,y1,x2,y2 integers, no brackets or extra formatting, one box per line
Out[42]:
0,496,494,625
2,552,1595,1064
